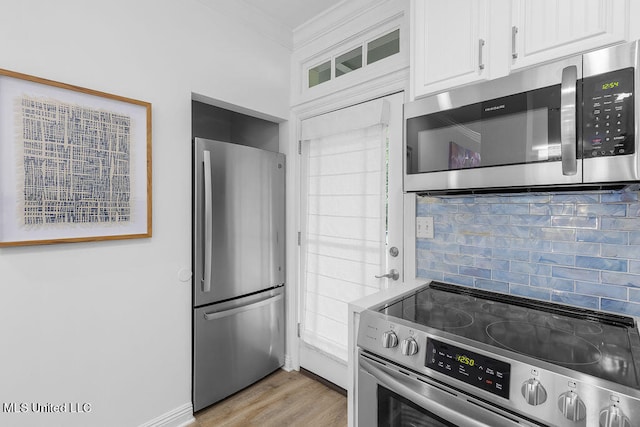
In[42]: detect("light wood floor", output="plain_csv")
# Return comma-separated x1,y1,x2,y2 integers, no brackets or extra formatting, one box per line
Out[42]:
189,369,348,427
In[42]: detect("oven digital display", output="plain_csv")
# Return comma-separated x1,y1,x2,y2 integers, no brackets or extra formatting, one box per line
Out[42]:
426,338,510,399
455,354,475,367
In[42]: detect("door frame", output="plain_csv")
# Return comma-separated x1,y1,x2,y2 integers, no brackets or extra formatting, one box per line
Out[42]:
284,69,410,377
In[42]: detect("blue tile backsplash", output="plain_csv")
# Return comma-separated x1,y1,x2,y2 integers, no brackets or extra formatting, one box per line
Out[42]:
416,190,640,317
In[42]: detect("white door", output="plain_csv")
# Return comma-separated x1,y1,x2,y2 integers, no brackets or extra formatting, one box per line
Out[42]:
297,92,404,388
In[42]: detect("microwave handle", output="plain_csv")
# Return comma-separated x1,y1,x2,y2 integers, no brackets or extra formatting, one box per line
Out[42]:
560,65,578,176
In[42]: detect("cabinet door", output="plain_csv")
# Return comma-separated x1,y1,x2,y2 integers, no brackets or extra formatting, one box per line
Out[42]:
411,0,488,98
511,0,628,70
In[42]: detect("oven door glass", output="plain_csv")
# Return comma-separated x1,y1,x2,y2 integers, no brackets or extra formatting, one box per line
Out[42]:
406,85,561,174
378,386,456,427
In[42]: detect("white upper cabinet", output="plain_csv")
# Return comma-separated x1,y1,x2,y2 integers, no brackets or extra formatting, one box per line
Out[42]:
411,0,631,99
411,0,491,99
511,0,629,70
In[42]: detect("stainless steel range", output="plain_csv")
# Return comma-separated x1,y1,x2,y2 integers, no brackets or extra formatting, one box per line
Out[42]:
356,281,640,426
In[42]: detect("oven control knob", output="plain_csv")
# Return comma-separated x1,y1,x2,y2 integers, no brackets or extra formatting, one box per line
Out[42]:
599,405,631,427
401,337,419,356
382,331,398,348
521,378,547,406
557,391,586,422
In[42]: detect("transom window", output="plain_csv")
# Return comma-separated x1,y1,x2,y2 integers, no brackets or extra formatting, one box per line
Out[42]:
307,29,400,89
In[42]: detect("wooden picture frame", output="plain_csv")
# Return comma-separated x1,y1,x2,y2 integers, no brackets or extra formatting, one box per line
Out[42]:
0,68,152,246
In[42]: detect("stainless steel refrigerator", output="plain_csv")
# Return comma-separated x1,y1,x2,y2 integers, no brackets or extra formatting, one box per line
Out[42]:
192,138,285,412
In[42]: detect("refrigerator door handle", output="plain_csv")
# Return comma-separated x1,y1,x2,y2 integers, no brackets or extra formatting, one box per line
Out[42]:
204,293,284,321
202,150,213,293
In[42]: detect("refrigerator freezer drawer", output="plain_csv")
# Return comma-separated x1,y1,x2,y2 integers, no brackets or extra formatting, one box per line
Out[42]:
193,287,285,412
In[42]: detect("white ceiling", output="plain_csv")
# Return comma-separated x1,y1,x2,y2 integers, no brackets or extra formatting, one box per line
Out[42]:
241,0,345,31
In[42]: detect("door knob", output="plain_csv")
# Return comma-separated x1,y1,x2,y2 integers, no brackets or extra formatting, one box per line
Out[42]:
375,269,399,281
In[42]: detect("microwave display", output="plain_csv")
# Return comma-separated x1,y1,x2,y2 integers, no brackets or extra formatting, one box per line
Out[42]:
582,68,635,158
405,85,561,175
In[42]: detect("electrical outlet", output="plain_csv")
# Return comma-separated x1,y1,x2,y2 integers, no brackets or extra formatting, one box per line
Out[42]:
416,216,434,239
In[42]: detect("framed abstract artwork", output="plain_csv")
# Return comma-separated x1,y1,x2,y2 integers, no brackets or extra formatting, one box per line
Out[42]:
0,68,152,246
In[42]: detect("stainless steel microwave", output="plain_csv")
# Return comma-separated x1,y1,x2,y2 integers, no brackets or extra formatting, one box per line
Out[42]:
405,40,638,194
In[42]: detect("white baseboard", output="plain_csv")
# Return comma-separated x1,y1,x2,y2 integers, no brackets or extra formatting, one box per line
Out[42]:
299,344,347,389
138,402,194,427
283,354,295,371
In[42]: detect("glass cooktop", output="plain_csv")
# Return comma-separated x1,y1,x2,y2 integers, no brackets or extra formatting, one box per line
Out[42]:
379,282,640,389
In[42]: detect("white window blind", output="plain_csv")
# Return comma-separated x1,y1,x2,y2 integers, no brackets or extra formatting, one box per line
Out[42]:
300,99,389,362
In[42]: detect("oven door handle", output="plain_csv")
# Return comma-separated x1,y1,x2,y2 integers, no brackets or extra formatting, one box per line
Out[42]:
560,65,578,176
359,356,520,427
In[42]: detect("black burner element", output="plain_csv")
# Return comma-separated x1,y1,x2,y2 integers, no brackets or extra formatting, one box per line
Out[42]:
486,321,602,365
404,302,473,329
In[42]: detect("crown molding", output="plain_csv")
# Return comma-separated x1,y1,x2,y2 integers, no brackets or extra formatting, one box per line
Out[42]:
195,0,293,50
293,0,391,51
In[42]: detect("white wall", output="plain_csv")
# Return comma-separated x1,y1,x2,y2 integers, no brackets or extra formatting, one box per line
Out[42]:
631,0,640,42
0,1,290,426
